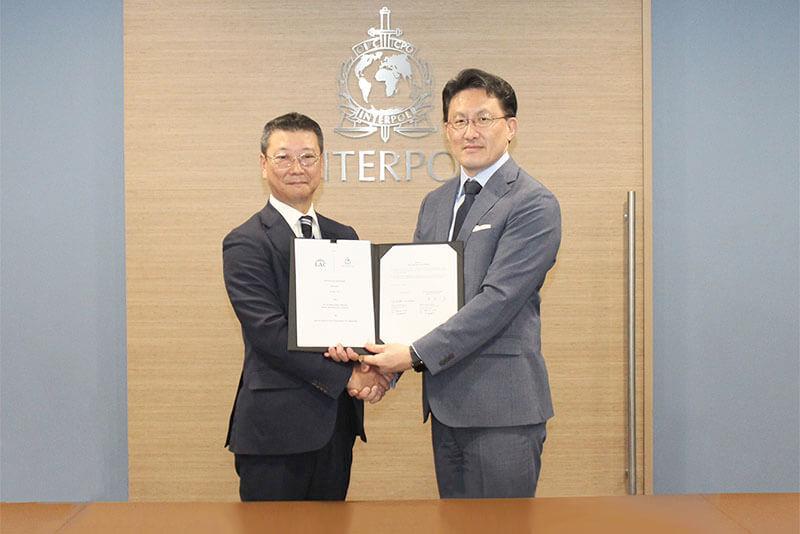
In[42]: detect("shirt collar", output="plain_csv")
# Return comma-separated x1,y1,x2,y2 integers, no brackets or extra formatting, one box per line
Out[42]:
268,195,318,238
459,151,510,193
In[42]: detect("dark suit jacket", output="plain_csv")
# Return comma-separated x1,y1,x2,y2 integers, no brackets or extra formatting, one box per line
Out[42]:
223,202,364,455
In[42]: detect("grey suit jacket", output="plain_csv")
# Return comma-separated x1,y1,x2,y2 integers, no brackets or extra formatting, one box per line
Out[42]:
413,157,561,428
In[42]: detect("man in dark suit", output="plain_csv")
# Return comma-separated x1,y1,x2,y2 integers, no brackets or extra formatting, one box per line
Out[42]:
223,112,390,501
328,69,561,498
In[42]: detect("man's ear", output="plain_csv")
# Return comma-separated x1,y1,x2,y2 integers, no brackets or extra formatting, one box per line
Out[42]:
505,116,518,143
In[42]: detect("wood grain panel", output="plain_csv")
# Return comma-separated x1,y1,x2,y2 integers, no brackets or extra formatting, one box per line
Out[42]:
126,0,648,500
9,495,798,533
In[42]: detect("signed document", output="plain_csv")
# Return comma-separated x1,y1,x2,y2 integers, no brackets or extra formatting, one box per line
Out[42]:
291,239,375,350
377,243,461,345
289,240,463,352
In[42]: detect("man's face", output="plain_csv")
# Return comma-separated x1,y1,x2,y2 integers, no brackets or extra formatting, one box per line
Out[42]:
260,129,322,212
445,88,517,176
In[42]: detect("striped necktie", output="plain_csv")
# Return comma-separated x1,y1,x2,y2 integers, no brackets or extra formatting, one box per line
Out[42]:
299,215,314,239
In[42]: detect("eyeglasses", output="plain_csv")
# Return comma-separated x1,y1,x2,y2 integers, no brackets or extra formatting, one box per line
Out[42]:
446,115,511,131
266,152,320,169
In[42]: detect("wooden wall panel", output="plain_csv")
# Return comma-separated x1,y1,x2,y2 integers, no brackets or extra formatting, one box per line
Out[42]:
126,0,648,500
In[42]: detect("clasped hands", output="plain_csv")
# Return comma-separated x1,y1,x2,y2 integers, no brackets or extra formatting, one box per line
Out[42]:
325,343,414,404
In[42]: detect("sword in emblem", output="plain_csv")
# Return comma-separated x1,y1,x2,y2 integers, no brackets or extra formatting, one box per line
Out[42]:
368,7,402,49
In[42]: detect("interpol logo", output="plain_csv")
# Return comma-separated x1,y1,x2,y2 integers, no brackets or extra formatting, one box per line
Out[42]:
335,7,437,143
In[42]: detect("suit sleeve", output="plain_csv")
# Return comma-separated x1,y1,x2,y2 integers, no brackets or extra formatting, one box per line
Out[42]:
413,189,561,375
222,228,357,398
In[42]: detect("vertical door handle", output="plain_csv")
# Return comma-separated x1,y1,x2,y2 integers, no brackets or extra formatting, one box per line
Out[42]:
625,191,637,495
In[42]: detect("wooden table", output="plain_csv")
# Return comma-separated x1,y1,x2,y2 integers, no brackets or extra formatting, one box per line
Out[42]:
2,494,797,533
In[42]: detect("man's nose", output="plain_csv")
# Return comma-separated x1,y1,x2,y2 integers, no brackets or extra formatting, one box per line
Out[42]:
463,120,480,138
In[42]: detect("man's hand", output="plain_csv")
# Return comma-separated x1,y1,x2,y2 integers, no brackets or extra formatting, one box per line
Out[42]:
347,362,391,404
362,343,413,374
325,344,362,363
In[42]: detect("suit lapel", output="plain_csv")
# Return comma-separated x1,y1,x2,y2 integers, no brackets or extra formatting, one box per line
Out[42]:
261,202,348,246
258,203,295,265
434,179,460,242
454,158,518,242
318,215,345,240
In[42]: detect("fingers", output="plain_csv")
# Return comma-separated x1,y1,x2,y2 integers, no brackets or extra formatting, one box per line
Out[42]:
368,384,388,404
325,344,347,362
351,386,370,400
357,385,386,403
325,344,363,362
365,385,381,404
364,342,385,354
373,371,390,390
346,363,392,402
348,384,387,403
362,354,382,368
350,386,367,400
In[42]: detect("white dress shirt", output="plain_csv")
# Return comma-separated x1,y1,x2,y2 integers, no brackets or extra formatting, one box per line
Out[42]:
447,152,510,240
268,195,321,239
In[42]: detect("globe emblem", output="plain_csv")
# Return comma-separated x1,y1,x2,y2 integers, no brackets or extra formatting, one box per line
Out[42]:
351,52,413,109
336,7,436,143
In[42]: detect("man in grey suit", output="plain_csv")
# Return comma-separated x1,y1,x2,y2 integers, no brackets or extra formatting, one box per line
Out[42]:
328,69,561,498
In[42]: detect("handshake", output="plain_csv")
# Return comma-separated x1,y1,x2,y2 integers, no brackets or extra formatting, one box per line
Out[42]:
324,342,415,405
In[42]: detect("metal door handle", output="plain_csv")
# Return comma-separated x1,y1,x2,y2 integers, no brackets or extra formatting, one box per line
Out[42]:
625,191,637,495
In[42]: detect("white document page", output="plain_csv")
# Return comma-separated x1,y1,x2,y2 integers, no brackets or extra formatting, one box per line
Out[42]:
379,244,459,345
294,239,375,348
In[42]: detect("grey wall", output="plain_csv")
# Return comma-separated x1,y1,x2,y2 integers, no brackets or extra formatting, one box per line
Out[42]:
1,1,798,501
0,1,127,500
652,0,799,493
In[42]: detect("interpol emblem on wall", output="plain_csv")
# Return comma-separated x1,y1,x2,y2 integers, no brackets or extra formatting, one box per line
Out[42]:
335,7,437,143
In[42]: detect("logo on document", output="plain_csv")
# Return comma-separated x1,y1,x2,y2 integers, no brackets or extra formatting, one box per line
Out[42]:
335,7,436,143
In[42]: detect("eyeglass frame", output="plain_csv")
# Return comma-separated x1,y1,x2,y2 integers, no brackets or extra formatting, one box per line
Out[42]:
445,114,513,131
264,151,321,169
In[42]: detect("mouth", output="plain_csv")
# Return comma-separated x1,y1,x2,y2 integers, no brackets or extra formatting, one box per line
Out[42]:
463,145,483,152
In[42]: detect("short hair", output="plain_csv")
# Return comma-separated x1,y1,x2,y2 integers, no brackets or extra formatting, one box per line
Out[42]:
441,69,518,123
260,112,324,155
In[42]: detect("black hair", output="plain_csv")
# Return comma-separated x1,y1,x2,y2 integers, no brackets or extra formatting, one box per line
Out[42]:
441,68,517,122
260,112,324,154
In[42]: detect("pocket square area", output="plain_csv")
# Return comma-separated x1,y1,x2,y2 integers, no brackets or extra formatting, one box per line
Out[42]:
472,224,492,232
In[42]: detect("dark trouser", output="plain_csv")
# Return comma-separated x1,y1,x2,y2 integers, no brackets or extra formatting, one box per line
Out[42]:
235,394,356,501
431,415,547,499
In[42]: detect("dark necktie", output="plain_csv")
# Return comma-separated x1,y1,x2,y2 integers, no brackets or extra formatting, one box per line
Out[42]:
452,180,482,239
299,215,314,239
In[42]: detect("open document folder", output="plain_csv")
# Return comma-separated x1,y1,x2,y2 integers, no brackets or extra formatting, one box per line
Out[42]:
289,240,464,352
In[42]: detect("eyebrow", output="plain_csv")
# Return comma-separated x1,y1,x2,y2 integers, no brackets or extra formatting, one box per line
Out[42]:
450,109,494,117
271,146,318,152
